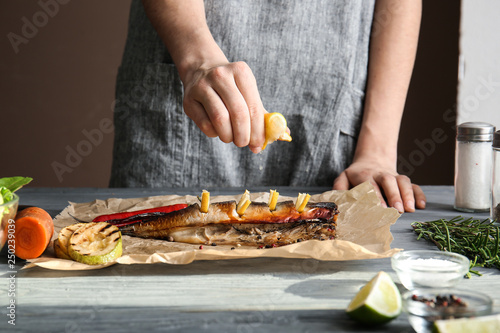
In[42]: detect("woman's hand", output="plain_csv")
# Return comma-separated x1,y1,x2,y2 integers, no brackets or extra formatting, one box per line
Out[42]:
334,0,425,213
142,0,266,153
333,158,426,213
182,61,266,153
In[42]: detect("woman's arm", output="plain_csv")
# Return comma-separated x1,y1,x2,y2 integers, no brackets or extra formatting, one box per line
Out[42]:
333,0,426,213
142,0,266,152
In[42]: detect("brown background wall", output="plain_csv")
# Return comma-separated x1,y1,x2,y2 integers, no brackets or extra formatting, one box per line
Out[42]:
0,0,459,188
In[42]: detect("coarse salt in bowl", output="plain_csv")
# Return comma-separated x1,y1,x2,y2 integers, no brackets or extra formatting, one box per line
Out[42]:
391,250,470,290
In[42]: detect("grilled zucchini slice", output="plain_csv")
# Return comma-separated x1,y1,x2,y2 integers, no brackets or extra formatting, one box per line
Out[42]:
68,222,122,265
54,223,86,260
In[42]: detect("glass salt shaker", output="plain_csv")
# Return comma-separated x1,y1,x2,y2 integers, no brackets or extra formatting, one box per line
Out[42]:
492,130,500,220
454,122,495,212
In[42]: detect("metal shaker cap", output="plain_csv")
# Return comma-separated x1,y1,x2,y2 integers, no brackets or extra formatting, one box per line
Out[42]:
456,122,495,142
493,130,500,148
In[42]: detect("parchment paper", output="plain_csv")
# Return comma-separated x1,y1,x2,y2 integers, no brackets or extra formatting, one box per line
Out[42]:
25,182,402,270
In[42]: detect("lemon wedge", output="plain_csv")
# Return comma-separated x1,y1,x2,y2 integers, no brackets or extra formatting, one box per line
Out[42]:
262,112,292,150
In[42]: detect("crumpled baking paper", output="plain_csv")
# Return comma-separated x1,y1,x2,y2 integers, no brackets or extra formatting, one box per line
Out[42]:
25,182,401,270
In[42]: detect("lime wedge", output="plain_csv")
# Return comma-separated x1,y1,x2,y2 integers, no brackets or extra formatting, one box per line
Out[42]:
346,271,402,325
433,314,500,333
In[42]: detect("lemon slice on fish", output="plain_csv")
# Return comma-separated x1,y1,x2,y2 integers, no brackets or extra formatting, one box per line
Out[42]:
268,189,279,211
237,190,252,215
262,112,292,150
68,222,122,265
295,193,311,213
200,190,210,213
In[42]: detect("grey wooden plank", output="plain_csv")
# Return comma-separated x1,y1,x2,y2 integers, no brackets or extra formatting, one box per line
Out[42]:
1,307,414,333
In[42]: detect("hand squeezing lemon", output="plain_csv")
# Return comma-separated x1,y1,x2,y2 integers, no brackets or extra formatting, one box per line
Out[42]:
262,112,292,150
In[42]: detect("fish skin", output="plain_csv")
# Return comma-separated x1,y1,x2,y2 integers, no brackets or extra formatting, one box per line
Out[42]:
119,200,339,246
165,221,336,246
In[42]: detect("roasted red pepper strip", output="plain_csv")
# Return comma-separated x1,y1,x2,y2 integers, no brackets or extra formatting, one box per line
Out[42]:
92,204,188,222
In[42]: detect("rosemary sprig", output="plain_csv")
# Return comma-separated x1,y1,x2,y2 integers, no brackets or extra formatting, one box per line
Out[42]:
411,216,499,277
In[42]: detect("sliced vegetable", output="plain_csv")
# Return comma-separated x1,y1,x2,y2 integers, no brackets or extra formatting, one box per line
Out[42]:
68,222,122,265
92,204,187,222
295,193,311,213
268,189,279,211
237,190,252,215
346,271,402,325
200,190,210,213
14,207,54,259
433,314,500,333
54,223,86,260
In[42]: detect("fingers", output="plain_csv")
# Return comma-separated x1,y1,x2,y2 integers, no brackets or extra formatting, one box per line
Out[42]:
376,174,428,213
335,169,388,208
209,65,251,146
183,62,265,151
334,173,389,208
335,163,426,213
183,99,218,138
185,87,233,141
333,172,350,190
368,180,388,209
233,63,265,152
413,183,427,209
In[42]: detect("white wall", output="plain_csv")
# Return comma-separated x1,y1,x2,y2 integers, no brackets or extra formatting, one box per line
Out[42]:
458,0,500,129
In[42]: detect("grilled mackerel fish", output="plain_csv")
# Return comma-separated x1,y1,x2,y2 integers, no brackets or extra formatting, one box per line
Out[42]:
119,201,339,247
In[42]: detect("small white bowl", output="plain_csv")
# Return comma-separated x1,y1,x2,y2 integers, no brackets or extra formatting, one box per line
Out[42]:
391,250,470,290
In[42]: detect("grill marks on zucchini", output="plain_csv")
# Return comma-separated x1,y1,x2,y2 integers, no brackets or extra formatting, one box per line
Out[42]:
54,223,86,260
56,222,122,265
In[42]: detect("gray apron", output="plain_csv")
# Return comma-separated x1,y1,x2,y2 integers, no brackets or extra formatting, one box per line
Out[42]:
110,0,375,187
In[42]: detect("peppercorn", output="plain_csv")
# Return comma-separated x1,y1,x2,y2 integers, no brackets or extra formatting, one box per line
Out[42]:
412,294,467,308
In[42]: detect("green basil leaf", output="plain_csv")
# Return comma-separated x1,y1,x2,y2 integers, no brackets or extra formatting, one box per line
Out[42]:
0,176,33,193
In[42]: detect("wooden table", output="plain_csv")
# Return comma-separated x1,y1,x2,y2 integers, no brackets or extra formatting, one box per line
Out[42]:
0,186,497,332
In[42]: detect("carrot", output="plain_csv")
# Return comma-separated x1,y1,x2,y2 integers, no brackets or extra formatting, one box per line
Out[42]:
14,207,54,259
